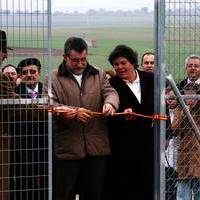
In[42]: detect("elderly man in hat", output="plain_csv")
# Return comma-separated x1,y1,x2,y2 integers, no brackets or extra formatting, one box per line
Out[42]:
10,57,48,200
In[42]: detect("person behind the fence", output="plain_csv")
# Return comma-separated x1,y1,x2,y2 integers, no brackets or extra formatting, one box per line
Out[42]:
165,86,179,200
177,54,200,93
2,64,21,86
44,36,119,200
106,45,154,200
15,57,43,98
140,51,155,72
172,83,200,200
10,57,48,200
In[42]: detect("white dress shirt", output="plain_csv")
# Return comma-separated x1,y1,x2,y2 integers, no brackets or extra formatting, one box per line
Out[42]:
124,70,141,103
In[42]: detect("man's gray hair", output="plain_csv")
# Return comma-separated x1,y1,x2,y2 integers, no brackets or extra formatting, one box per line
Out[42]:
185,54,200,67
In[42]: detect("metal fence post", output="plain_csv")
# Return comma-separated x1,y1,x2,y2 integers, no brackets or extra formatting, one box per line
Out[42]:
154,0,166,200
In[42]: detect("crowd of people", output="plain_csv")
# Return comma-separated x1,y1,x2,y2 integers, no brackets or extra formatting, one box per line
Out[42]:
0,29,200,200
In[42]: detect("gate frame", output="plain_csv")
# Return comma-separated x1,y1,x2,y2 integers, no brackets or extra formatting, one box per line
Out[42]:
154,0,166,200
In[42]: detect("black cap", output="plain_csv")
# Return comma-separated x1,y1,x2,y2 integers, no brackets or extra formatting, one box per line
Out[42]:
0,30,13,53
17,58,41,74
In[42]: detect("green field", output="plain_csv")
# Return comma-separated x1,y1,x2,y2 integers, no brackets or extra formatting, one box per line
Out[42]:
6,26,154,80
6,26,189,81
51,26,154,70
50,26,189,80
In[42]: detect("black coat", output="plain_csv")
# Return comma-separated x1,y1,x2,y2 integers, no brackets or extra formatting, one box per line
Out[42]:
107,70,154,200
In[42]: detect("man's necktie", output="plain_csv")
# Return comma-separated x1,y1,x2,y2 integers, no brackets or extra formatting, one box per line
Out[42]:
29,90,38,99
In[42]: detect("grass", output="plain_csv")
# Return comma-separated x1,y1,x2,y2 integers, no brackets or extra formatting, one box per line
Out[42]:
51,26,154,70
6,26,189,81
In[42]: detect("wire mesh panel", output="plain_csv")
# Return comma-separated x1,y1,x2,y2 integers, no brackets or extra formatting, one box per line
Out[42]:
165,0,200,80
0,0,50,200
164,1,200,200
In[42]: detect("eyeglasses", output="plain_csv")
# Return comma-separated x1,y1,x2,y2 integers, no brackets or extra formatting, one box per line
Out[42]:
187,64,200,68
144,61,154,65
68,55,87,63
22,69,38,75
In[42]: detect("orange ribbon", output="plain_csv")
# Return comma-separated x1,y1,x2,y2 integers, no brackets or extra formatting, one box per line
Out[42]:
47,106,168,121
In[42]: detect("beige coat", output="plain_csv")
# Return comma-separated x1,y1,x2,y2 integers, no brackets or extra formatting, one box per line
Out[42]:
44,64,119,160
172,107,200,179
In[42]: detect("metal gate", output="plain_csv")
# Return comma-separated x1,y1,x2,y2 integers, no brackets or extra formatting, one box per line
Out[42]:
1,0,200,200
0,0,52,200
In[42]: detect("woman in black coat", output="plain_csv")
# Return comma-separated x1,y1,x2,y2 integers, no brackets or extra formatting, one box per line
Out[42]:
106,45,154,200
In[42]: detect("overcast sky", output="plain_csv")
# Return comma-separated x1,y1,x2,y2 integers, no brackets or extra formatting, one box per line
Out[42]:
2,0,154,13
52,0,154,13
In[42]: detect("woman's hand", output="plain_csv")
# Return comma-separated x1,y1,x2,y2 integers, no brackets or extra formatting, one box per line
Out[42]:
124,108,136,120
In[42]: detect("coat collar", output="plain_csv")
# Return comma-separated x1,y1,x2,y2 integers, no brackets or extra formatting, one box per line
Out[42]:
58,60,98,77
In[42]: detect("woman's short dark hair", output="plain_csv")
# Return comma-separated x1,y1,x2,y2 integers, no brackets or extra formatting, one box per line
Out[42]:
108,45,138,68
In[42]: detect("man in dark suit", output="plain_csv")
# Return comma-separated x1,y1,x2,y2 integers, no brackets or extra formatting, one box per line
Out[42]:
15,58,43,98
106,45,154,200
10,58,48,200
177,54,200,93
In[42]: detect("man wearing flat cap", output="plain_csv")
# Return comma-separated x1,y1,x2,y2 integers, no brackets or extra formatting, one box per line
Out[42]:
10,57,48,200
16,57,43,98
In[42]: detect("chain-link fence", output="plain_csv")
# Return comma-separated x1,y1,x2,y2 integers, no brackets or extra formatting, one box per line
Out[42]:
164,1,200,200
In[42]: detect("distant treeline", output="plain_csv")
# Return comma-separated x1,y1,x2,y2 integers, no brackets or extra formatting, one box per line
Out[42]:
1,7,200,16
0,7,154,28
0,7,153,16
53,7,153,16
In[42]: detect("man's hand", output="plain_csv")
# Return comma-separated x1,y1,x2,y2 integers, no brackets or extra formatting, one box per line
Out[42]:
60,106,77,120
77,108,92,123
102,103,116,116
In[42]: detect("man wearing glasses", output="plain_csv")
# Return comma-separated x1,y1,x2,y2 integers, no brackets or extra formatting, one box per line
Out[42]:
16,57,42,98
141,52,155,73
44,37,119,200
177,54,200,93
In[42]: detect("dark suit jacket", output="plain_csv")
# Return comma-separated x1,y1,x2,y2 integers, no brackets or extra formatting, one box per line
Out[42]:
15,81,43,98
